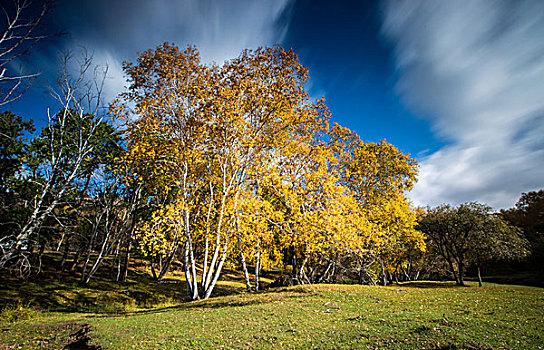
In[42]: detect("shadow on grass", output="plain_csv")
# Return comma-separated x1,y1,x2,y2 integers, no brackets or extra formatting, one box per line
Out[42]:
0,253,235,314
396,281,463,289
0,253,316,316
0,254,301,316
120,286,313,317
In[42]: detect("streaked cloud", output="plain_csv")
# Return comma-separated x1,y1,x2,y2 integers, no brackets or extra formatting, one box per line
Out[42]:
382,0,544,208
52,0,293,104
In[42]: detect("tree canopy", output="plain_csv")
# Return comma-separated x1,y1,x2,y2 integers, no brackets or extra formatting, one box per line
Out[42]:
418,202,529,286
115,43,422,299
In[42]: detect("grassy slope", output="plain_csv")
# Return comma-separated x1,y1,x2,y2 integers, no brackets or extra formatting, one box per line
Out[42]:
1,282,543,349
0,252,275,314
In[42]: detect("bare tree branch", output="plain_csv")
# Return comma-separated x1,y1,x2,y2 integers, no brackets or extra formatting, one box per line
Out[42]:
0,50,110,274
0,0,64,106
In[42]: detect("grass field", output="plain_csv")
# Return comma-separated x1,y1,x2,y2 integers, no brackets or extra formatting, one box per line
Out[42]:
1,280,543,349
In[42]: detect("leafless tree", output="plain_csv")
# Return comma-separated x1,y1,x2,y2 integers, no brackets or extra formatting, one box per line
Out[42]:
78,172,142,285
0,50,109,276
0,0,61,106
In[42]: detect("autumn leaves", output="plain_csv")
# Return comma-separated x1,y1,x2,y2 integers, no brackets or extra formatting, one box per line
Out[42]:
116,43,421,299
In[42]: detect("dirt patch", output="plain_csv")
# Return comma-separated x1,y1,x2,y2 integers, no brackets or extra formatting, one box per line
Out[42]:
64,323,102,349
267,274,296,288
0,320,101,349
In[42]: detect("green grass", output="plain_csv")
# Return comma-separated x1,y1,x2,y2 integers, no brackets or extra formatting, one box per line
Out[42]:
1,281,543,349
0,252,264,314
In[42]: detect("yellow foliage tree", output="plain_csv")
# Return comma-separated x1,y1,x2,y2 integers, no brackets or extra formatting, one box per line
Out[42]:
116,43,423,298
343,139,423,284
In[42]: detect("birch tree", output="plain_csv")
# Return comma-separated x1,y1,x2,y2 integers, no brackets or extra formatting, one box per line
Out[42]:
121,43,333,299
0,52,114,276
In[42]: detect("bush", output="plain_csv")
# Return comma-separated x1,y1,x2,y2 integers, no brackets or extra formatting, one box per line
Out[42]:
0,302,39,323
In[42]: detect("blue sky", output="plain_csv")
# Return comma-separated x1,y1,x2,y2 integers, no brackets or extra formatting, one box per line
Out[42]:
281,0,441,154
4,0,544,209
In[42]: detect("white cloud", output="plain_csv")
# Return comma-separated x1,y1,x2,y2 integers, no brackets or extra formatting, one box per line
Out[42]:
53,0,293,105
84,50,127,107
382,0,544,209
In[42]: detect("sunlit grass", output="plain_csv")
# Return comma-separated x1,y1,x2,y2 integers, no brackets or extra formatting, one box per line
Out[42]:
1,282,542,349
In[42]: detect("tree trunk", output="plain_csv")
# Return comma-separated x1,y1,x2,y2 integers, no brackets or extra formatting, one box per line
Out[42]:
302,268,312,285
183,240,194,300
115,252,122,282
68,248,82,272
240,250,252,292
82,232,117,285
80,239,95,283
458,261,465,286
317,260,333,284
110,243,120,279
477,265,482,288
185,211,199,301
202,229,223,293
380,259,387,286
402,267,411,281
150,256,158,280
358,268,365,285
38,240,46,256
290,243,298,283
329,264,336,283
202,236,209,290
203,241,228,299
60,236,71,270
158,244,178,281
120,237,132,282
447,259,459,284
299,256,309,285
414,269,420,281
255,243,261,291
201,182,214,293
238,234,252,292
368,272,377,286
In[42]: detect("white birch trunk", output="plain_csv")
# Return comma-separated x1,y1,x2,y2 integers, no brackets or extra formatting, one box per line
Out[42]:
255,240,261,291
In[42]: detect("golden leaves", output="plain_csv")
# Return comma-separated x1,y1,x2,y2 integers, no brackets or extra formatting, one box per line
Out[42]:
114,42,423,274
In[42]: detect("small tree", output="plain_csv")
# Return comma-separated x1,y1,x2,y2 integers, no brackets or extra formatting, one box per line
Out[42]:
0,111,34,236
418,202,528,286
468,213,529,287
502,190,544,273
